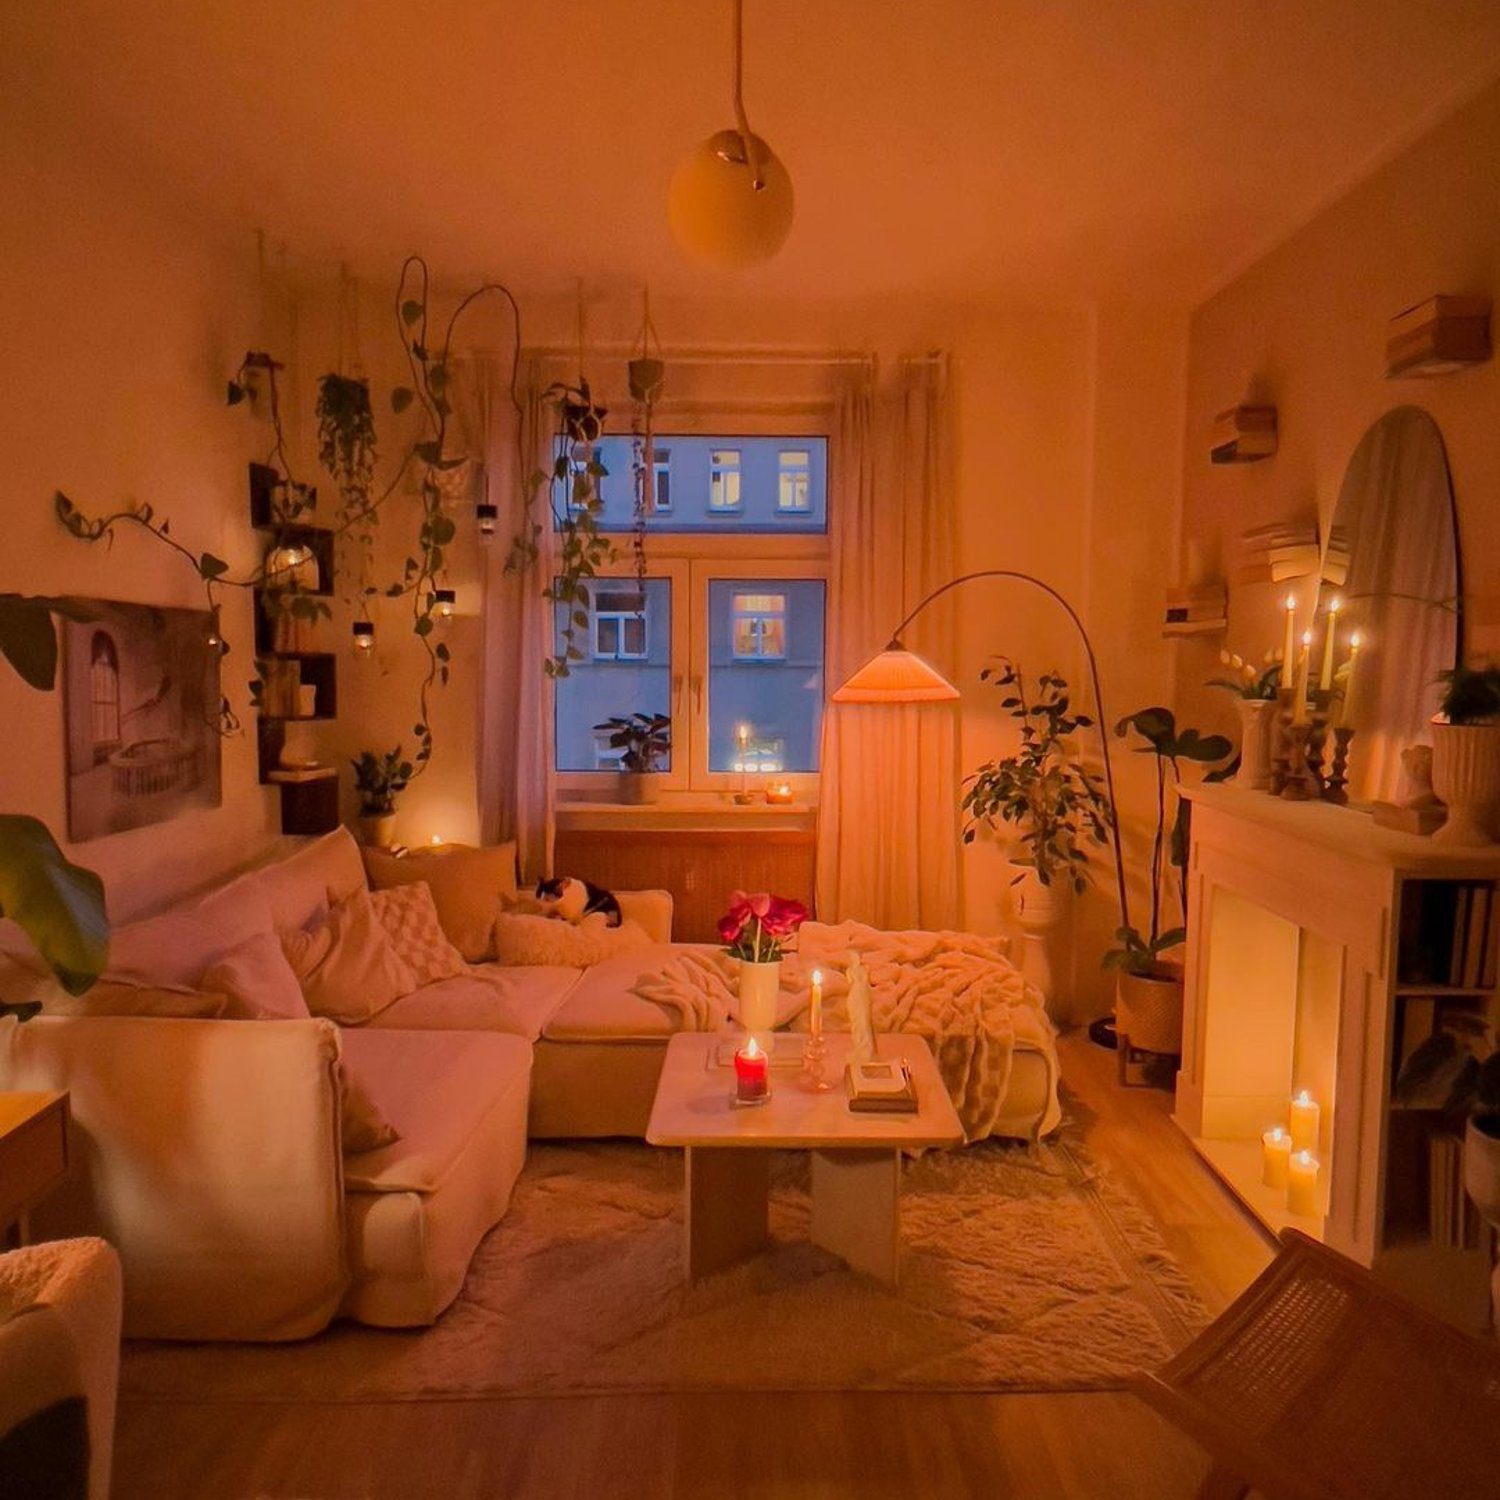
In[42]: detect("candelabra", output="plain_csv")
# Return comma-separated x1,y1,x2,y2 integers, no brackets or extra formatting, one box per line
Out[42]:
1322,726,1355,805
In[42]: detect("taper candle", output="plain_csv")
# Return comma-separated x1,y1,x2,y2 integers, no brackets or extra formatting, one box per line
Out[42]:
809,968,823,1038
1293,630,1313,725
1289,1089,1321,1152
1340,633,1362,726
1287,1150,1320,1216
1261,1126,1292,1189
1319,597,1341,690
1281,594,1297,687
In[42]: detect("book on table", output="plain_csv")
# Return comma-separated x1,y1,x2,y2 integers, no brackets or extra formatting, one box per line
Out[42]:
845,1058,918,1113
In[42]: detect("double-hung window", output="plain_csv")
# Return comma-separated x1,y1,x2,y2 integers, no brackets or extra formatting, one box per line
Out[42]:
553,427,829,800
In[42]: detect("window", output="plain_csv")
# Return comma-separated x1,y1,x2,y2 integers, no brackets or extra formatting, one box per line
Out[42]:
591,588,648,661
650,447,672,512
553,427,828,798
709,449,741,511
730,592,787,659
777,450,811,512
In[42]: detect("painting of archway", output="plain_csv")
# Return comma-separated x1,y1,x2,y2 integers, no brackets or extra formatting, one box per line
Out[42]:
61,598,222,841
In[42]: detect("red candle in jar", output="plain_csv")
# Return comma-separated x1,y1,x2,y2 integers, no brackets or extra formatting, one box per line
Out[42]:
734,1037,769,1102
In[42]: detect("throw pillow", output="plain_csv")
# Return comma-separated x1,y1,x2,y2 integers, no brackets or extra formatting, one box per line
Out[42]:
0,952,228,1018
201,930,312,1021
339,1063,400,1153
362,841,519,962
281,889,418,1025
491,912,652,968
370,883,468,986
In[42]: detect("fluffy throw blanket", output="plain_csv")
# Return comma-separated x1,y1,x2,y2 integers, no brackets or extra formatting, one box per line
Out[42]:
631,921,1056,1143
491,913,651,968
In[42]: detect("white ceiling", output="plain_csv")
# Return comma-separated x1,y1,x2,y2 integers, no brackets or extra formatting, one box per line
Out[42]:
9,0,1500,305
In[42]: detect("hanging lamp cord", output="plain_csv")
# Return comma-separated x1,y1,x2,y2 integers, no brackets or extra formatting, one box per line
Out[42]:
731,0,765,190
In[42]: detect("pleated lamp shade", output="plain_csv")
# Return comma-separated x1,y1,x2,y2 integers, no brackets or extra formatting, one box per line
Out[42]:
830,645,960,704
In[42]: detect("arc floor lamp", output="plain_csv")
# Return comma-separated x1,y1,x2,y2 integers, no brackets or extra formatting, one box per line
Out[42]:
830,569,1133,947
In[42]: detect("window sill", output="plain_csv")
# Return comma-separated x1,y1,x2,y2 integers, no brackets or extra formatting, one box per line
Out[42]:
555,798,815,834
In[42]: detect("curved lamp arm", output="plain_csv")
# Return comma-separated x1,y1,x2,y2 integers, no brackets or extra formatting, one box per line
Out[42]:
879,568,1131,935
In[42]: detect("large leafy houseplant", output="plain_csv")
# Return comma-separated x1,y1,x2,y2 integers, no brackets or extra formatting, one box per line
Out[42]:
593,713,671,772
1105,707,1232,976
962,661,1113,894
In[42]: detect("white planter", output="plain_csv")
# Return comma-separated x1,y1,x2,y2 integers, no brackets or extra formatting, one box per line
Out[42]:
1233,699,1277,791
617,770,660,806
1430,720,1500,846
1011,864,1065,1002
357,813,397,848
1464,1115,1500,1227
735,959,781,1050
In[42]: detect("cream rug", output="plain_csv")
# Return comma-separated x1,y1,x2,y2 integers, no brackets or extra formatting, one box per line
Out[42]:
122,1121,1204,1401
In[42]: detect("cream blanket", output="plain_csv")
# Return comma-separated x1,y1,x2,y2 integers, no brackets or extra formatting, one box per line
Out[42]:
631,921,1057,1143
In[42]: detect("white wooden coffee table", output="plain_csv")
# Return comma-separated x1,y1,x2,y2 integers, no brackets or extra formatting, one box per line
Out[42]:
646,1032,963,1284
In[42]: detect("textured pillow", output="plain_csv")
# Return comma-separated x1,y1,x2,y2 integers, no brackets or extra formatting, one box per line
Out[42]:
201,930,311,1021
280,890,418,1025
370,884,468,986
0,952,228,1017
491,912,651,968
339,1063,400,1153
362,842,519,962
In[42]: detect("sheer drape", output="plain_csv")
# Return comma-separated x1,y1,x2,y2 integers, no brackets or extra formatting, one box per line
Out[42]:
816,357,961,928
456,355,555,879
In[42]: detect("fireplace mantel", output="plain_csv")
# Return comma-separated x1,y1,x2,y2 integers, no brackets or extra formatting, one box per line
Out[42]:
1175,782,1500,1330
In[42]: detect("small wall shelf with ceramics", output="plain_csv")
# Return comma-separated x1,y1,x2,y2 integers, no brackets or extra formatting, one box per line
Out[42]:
1385,295,1491,379
1175,782,1500,1331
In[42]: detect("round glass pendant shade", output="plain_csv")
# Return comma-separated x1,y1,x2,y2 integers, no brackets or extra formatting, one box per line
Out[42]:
668,129,793,267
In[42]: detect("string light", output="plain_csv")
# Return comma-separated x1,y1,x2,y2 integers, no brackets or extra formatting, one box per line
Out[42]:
352,620,376,657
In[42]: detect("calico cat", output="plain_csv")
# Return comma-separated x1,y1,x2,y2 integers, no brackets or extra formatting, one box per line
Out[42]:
534,875,623,928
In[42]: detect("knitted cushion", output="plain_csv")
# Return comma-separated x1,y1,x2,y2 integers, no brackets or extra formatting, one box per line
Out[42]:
371,883,469,987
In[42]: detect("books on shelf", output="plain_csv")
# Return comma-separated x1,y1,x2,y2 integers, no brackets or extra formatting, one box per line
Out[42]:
1236,520,1319,584
1428,1131,1482,1249
1397,880,1497,989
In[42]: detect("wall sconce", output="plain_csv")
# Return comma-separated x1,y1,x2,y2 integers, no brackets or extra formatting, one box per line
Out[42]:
352,620,376,658
434,588,456,626
476,502,499,541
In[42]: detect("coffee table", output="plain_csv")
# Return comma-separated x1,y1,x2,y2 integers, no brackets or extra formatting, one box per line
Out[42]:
646,1032,963,1284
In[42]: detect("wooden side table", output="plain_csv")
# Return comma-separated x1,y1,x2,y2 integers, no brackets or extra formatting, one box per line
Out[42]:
0,1091,70,1248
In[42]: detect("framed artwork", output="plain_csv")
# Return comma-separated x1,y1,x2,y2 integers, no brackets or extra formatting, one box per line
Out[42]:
60,598,223,842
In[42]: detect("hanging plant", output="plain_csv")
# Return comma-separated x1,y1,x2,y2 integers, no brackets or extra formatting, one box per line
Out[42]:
315,373,378,521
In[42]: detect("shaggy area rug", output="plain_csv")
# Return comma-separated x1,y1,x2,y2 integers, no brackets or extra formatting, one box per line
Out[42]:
122,1122,1204,1401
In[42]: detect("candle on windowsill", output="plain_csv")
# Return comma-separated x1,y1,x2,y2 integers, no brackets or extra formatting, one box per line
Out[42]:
765,781,794,805
1319,597,1341,690
1289,1090,1320,1153
1281,595,1297,687
809,969,823,1038
1287,1150,1320,1217
1261,1126,1292,1189
733,1036,769,1104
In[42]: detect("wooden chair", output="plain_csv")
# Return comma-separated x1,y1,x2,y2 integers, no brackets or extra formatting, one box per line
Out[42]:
1134,1229,1500,1500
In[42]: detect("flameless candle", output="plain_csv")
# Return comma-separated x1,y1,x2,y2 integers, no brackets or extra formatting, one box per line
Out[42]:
1261,1126,1292,1189
1281,595,1297,686
1293,630,1313,724
1289,1090,1320,1152
1319,598,1341,690
1287,1150,1320,1217
1340,633,1362,725
765,781,794,805
809,969,823,1038
733,1036,769,1103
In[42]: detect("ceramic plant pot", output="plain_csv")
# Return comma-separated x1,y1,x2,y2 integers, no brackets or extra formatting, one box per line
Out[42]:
736,959,781,1048
357,813,397,849
618,770,660,806
1011,863,1065,1002
1115,963,1185,1056
1430,720,1500,846
1234,698,1277,792
1464,1115,1500,1227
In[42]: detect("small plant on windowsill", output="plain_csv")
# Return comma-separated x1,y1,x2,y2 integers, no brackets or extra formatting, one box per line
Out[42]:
594,713,671,807
350,746,414,849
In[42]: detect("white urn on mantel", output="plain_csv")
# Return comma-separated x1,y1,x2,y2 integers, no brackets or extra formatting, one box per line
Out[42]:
1430,719,1500,847
1232,698,1277,792
1011,863,1065,1001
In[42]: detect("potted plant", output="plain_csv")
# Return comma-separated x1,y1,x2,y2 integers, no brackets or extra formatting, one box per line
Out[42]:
1430,664,1500,847
962,662,1113,994
593,713,671,805
350,747,413,847
1208,650,1282,790
1105,707,1232,1056
718,890,809,1046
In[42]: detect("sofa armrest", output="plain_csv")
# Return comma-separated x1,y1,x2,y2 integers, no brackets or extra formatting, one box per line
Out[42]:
616,888,673,944
0,1016,347,1341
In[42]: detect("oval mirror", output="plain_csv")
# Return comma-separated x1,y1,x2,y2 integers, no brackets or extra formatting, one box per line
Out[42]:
1320,406,1462,803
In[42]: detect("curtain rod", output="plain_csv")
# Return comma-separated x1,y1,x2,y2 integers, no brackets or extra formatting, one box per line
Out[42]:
524,343,882,369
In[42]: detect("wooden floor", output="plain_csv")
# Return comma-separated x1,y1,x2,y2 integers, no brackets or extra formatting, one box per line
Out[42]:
113,1031,1274,1499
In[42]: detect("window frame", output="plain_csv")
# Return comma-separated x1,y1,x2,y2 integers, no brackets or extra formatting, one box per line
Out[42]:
707,448,743,512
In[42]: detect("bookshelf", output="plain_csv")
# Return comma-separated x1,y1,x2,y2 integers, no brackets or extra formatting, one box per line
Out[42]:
1176,783,1500,1331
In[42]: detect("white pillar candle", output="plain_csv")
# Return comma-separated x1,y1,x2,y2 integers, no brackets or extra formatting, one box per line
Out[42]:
1319,598,1340,691
1281,595,1297,687
809,968,823,1038
1261,1126,1292,1189
1287,1150,1320,1217
1289,1090,1320,1152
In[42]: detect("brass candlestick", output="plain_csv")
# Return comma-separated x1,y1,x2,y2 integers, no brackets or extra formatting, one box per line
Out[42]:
1270,686,1296,795
1280,718,1316,800
1323,726,1355,805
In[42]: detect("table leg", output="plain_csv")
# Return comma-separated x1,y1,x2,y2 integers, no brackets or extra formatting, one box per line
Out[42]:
685,1147,770,1280
810,1147,900,1283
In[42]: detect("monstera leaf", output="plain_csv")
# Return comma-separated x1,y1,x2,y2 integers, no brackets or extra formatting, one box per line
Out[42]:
0,815,108,1001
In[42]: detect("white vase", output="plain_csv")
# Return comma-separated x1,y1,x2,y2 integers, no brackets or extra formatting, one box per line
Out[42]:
1233,699,1276,791
1430,720,1500,846
1012,864,1065,1002
357,813,397,849
736,959,781,1049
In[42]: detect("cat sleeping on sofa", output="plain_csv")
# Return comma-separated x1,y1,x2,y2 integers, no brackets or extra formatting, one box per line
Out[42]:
525,876,622,928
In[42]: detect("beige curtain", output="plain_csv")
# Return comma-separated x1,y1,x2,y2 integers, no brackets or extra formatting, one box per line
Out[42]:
457,355,555,880
816,356,961,928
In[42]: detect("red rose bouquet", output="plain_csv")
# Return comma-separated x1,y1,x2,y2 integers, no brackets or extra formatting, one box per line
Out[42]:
718,890,809,963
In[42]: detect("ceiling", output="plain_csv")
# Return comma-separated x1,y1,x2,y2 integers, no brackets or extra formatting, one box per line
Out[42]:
9,0,1500,305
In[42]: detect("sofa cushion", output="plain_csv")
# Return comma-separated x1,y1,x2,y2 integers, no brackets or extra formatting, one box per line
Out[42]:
339,1029,532,1195
105,883,276,989
365,965,581,1042
540,944,698,1042
201,931,310,1021
282,890,417,1025
370,884,467,986
362,843,518,962
247,828,367,935
339,1063,400,1154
